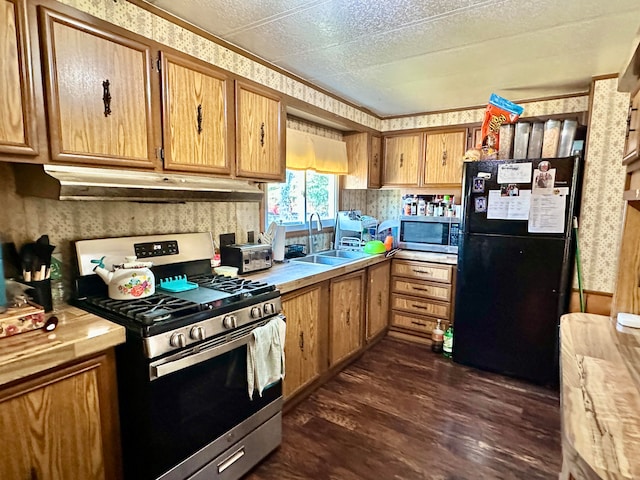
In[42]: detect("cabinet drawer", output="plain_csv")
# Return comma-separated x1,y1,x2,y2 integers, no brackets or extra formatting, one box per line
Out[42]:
392,260,452,283
391,311,450,335
392,277,451,302
392,294,449,318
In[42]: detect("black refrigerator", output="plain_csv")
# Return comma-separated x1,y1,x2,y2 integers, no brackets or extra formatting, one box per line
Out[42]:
453,156,583,385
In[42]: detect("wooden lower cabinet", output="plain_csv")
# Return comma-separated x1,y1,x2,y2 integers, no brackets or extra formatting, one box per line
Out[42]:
0,350,122,480
330,271,366,366
366,261,390,341
281,283,328,399
390,259,455,342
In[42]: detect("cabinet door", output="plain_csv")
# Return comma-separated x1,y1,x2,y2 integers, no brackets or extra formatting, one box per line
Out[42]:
423,129,467,186
623,89,640,165
382,133,422,186
40,8,156,168
0,0,38,155
161,52,233,174
0,351,121,480
343,132,382,189
330,271,365,365
366,261,390,341
282,285,325,399
369,134,382,188
235,81,285,181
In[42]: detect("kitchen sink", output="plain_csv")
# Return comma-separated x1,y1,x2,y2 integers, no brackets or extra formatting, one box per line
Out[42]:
292,254,353,266
315,249,370,259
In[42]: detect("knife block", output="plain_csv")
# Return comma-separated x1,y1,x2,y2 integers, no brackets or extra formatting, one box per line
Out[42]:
24,278,52,313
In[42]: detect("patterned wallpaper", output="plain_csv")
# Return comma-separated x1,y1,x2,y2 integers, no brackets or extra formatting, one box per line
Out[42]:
577,78,628,293
381,95,590,131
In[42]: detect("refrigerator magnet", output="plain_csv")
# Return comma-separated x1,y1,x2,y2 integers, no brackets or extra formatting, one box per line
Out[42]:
474,196,487,213
472,177,485,193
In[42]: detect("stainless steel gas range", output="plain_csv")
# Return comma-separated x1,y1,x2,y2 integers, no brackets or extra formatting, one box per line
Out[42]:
72,232,284,480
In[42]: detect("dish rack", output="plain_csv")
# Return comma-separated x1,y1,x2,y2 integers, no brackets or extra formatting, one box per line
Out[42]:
335,211,378,251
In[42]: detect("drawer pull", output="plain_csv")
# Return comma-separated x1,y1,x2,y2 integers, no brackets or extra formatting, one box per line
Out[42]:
377,292,382,306
411,320,427,327
346,310,351,325
411,304,428,310
299,331,304,351
413,269,433,275
411,286,431,292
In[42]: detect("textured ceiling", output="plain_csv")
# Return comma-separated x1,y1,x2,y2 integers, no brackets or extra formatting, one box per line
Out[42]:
144,0,640,117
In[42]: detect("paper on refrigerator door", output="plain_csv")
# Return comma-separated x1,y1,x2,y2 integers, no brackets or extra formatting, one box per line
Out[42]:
487,190,531,220
497,162,532,184
528,189,569,233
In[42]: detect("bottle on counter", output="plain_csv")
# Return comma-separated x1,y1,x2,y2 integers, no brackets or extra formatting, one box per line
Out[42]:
410,195,418,215
443,325,454,358
50,252,65,312
403,196,412,216
418,198,426,216
431,319,444,353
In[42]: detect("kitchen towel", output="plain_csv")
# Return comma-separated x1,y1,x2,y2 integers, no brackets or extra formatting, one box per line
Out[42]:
247,315,286,400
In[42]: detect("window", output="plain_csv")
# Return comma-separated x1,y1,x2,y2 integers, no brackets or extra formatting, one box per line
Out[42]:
266,169,338,230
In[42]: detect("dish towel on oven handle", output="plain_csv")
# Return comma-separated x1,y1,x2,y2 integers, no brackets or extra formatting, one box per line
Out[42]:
247,315,286,400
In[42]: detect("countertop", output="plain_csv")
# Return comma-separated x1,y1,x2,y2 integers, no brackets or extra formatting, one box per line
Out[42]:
243,249,457,294
560,312,640,480
0,305,126,388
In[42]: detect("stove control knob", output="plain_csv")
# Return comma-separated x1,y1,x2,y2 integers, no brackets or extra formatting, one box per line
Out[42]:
170,332,186,348
223,315,237,329
251,306,262,319
190,326,205,341
263,303,275,315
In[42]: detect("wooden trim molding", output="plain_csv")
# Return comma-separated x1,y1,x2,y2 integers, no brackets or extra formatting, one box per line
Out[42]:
568,289,612,317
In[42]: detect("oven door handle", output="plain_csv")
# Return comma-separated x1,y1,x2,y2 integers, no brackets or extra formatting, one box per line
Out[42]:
149,314,286,380
150,330,253,381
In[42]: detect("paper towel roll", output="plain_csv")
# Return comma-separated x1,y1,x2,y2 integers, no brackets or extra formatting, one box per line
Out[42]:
272,225,286,262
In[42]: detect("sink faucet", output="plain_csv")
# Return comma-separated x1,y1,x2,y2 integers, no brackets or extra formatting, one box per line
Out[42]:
308,212,323,254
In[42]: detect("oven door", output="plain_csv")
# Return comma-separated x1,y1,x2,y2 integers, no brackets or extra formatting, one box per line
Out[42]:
117,316,284,480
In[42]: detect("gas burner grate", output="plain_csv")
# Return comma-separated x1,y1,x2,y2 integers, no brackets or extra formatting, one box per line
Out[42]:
86,293,200,325
189,274,273,295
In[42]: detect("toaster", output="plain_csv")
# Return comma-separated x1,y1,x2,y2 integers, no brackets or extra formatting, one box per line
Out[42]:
220,244,272,274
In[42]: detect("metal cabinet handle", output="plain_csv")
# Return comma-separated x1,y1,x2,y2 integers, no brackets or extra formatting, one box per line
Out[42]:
411,320,427,327
442,138,447,166
411,304,428,310
400,153,404,167
377,291,382,306
102,79,111,117
411,286,430,292
299,331,304,351
260,122,265,146
412,269,433,275
218,447,245,474
346,310,351,325
373,153,378,167
197,104,203,134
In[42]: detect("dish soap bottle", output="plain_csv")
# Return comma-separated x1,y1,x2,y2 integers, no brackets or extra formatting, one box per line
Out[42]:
443,325,454,358
431,319,444,353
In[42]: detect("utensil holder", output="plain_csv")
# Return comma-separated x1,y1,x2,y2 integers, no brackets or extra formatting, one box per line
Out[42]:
24,278,52,312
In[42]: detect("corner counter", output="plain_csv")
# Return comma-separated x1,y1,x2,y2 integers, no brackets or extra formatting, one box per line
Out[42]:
0,304,126,387
560,313,640,480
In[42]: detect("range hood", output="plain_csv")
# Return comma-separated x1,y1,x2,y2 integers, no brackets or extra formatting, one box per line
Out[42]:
12,164,265,203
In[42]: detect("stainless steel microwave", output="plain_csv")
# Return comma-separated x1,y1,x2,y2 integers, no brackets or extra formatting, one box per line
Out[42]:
398,216,460,254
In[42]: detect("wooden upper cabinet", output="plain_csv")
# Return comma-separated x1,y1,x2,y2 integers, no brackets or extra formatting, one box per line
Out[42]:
235,81,285,181
161,52,233,174
623,89,640,166
382,132,422,186
343,132,382,189
423,129,467,186
0,0,38,156
39,7,157,168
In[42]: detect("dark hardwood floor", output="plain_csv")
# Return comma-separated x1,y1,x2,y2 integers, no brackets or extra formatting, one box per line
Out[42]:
245,337,561,480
